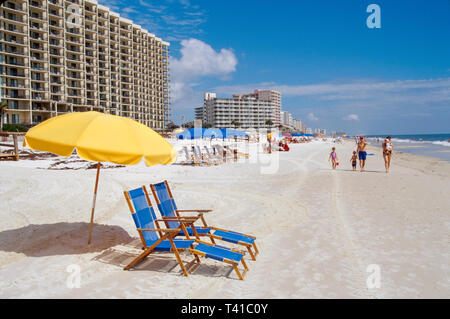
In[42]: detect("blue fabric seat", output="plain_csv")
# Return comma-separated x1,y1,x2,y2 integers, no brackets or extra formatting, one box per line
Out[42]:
124,186,250,279
128,187,195,251
147,239,194,251
186,226,211,236
150,181,259,262
194,243,244,263
213,229,255,245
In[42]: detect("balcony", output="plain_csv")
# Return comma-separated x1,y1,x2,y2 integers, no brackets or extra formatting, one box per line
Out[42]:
29,2,46,10
3,94,27,99
2,37,27,46
49,31,63,38
49,0,63,6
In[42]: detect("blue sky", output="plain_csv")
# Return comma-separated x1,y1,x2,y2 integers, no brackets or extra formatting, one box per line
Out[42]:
99,0,450,135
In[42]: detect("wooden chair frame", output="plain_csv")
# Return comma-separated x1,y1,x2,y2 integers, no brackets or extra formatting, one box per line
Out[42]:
123,187,201,276
150,181,259,261
124,186,249,280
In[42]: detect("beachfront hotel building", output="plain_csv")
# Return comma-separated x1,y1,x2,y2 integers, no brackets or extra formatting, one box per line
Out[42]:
197,90,281,129
0,0,170,130
292,119,302,131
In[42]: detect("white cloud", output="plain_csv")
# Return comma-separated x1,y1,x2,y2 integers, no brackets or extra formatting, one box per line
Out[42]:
343,114,360,121
307,113,319,121
171,39,237,80
170,39,238,104
98,0,207,40
213,78,450,102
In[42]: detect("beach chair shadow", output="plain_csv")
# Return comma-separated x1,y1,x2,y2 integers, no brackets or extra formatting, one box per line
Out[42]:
93,247,181,273
0,222,133,257
93,247,237,278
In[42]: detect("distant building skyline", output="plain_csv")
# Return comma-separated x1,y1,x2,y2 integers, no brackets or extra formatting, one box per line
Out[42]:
196,89,281,129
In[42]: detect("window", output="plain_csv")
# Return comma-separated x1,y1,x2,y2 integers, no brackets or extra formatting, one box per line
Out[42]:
32,115,42,123
11,114,19,124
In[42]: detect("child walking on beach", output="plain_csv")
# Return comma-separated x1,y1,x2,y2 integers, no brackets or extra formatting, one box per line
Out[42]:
329,147,339,170
350,151,358,171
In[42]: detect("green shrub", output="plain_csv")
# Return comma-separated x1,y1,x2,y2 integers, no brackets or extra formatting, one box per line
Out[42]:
2,124,28,132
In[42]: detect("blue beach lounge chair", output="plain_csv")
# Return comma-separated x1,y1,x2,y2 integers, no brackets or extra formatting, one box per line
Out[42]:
124,186,249,280
149,181,259,261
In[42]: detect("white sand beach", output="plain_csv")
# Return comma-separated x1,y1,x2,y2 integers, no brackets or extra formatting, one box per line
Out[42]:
0,138,449,298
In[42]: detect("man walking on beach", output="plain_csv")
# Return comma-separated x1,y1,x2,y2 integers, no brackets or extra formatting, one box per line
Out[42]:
357,136,368,172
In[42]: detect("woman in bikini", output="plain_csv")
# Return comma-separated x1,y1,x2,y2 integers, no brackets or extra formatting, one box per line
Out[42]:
382,136,394,173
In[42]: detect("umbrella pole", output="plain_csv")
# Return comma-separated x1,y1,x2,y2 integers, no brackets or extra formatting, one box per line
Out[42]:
88,162,101,244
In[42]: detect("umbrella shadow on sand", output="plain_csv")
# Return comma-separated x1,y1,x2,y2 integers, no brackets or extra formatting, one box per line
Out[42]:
0,222,134,257
0,222,241,280
93,245,239,280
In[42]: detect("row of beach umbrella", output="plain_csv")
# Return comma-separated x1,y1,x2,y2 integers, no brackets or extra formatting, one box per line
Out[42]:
176,128,249,140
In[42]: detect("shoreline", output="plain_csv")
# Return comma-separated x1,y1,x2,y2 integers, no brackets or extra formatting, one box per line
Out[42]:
365,137,450,163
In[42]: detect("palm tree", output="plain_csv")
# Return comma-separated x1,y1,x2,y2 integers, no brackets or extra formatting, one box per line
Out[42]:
167,121,179,130
231,120,240,129
0,101,8,132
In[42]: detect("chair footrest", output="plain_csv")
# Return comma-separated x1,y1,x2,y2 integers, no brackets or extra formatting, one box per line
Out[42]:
212,229,255,245
192,243,244,263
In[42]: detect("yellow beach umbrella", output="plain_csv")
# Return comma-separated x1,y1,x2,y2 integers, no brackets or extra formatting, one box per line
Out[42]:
24,111,177,244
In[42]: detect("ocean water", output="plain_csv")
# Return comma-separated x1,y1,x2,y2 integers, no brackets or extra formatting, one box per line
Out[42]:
366,134,450,161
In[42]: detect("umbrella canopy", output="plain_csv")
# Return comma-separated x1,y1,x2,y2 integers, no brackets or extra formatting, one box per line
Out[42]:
25,111,177,165
203,128,224,139
24,111,177,243
176,128,248,139
220,128,248,138
176,128,205,139
292,133,304,137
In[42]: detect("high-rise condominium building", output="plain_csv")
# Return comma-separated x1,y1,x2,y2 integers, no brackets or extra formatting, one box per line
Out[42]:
281,110,293,127
198,90,281,129
0,0,170,130
292,119,302,131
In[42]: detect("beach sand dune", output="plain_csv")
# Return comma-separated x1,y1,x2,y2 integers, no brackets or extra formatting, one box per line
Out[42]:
0,139,448,298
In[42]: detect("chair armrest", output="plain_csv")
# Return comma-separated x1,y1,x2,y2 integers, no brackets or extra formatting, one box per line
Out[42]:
138,228,181,233
158,217,199,221
176,209,212,213
155,218,198,226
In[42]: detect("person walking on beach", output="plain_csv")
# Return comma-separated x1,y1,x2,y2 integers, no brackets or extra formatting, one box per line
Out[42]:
357,136,368,172
328,147,339,170
382,136,394,173
350,151,358,171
